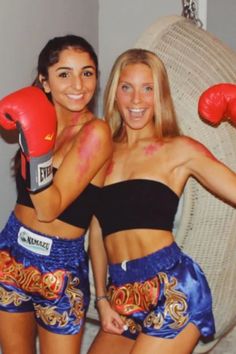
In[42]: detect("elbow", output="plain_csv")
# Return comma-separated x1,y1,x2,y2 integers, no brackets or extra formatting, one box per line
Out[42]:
34,208,59,223
36,214,57,223
34,202,61,223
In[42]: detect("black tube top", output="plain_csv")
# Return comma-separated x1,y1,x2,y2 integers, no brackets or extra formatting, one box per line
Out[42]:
16,167,100,230
94,179,179,237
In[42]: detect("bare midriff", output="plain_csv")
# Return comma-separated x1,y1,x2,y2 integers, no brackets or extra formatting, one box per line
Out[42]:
14,204,86,240
104,229,174,264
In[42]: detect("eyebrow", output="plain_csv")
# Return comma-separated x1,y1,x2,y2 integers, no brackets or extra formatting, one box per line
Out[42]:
56,65,96,71
119,80,154,85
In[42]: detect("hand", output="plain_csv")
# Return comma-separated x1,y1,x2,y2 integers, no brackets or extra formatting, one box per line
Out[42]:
0,86,57,192
198,83,236,125
96,299,127,335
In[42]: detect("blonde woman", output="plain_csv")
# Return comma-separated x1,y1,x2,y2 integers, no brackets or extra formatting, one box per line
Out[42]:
88,49,236,354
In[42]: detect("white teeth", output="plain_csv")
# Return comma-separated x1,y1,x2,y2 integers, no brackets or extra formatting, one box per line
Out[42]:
129,108,145,118
67,94,83,100
129,108,144,113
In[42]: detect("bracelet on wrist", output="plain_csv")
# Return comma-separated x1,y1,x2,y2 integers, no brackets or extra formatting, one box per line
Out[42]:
95,295,108,303
94,295,108,309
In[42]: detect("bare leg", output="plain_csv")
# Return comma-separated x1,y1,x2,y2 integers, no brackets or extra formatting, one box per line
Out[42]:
131,323,200,354
88,329,135,354
0,310,37,354
38,324,84,354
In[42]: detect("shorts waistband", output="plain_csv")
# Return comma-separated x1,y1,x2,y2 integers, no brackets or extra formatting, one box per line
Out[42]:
108,242,182,285
2,212,86,261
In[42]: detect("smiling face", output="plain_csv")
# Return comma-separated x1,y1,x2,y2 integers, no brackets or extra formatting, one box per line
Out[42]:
41,48,97,115
116,63,155,131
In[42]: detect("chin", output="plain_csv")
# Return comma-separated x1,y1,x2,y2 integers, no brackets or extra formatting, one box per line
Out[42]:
128,120,149,129
67,102,87,112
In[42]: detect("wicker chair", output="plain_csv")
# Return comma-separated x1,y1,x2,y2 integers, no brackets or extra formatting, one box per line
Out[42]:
135,15,236,353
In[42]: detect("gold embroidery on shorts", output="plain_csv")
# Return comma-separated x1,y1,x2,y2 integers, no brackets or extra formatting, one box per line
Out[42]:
0,251,66,299
0,251,85,328
65,275,84,324
144,272,188,330
35,304,69,327
35,274,85,328
108,276,160,315
121,315,142,334
0,285,30,306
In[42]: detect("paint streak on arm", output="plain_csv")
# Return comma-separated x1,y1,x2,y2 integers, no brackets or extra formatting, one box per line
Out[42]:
31,119,112,221
184,136,218,162
75,123,102,177
54,119,112,208
181,136,236,204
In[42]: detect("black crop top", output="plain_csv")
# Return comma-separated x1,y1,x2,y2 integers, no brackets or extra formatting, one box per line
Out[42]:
95,179,179,237
16,167,100,230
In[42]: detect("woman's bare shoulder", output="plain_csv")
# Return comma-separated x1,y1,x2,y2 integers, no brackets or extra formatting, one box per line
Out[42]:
170,135,216,162
170,135,207,151
72,116,113,160
83,116,111,138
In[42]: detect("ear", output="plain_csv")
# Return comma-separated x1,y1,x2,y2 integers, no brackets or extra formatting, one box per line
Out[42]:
39,74,51,94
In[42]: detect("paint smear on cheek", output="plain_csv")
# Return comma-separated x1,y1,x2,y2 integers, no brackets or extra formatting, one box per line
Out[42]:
76,124,102,176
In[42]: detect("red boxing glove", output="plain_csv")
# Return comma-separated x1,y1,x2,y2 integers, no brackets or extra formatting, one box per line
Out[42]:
0,86,57,192
198,83,236,125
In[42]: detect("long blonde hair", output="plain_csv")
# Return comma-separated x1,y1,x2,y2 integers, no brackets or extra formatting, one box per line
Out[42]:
104,48,180,141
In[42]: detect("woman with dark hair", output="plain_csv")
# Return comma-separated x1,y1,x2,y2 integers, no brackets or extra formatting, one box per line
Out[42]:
0,35,112,354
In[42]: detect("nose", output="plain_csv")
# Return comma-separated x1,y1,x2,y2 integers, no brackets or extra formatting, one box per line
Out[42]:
132,89,141,104
72,75,83,90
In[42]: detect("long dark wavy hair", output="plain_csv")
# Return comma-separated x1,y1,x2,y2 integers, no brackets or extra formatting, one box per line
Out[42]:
12,34,98,177
32,34,98,100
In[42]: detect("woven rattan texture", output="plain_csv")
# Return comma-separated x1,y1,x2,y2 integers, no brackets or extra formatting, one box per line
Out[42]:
135,15,236,353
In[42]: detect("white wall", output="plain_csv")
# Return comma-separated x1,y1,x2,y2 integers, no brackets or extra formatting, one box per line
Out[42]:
207,0,236,51
0,0,98,228
98,0,236,116
98,0,182,115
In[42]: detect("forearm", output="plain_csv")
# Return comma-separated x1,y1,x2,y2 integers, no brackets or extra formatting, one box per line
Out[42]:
30,183,62,222
89,217,126,333
89,217,108,296
90,244,108,297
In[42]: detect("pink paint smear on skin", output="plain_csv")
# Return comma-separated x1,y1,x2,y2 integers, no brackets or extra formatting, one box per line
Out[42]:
186,138,218,161
106,161,114,176
76,124,102,176
54,125,76,152
71,112,87,125
143,141,163,156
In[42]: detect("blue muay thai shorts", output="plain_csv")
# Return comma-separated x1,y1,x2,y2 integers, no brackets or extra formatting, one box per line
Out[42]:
108,241,215,340
0,212,90,335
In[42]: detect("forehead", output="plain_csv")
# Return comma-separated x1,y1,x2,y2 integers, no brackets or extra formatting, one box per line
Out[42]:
119,63,153,82
54,48,95,68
